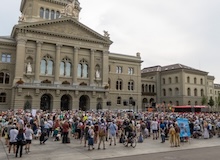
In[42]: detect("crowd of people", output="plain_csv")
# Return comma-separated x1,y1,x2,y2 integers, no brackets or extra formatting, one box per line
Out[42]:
0,109,220,158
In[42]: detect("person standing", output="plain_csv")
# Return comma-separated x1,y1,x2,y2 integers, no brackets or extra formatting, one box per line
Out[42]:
98,123,106,150
169,125,176,147
62,120,70,143
9,125,18,154
160,120,166,143
15,129,26,158
25,124,34,153
174,122,180,147
109,121,117,146
151,118,158,140
88,126,95,150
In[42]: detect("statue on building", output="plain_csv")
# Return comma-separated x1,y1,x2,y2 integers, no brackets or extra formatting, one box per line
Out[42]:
96,70,100,78
60,0,78,18
19,14,26,22
103,30,110,38
26,62,32,73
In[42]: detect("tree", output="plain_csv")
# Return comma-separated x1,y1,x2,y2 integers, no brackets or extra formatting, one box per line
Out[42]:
208,97,214,112
201,96,208,105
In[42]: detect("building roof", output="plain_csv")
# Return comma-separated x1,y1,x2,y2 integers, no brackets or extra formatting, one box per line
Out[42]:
214,84,220,89
141,63,208,74
0,36,16,45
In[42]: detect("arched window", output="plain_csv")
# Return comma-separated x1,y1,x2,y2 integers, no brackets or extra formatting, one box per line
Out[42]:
47,60,53,75
82,64,88,78
77,59,88,78
5,73,10,84
175,76,178,83
187,76,190,83
116,79,122,90
194,77,197,84
188,101,191,105
66,62,71,76
169,77,172,84
60,57,71,77
128,80,134,90
145,84,148,92
45,9,49,19
0,72,10,84
40,55,53,75
51,10,55,20
56,11,60,19
201,89,204,96
200,78,203,85
187,88,191,96
117,97,121,104
195,101,198,105
163,89,166,96
175,88,179,95
40,7,44,18
40,60,46,74
169,88,172,96
194,88,197,96
0,92,6,102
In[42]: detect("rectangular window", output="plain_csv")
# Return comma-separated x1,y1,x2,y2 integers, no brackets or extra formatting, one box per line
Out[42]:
1,54,11,63
116,66,122,74
128,67,134,75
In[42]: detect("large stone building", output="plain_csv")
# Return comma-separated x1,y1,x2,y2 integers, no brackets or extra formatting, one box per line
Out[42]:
141,64,220,111
0,0,142,111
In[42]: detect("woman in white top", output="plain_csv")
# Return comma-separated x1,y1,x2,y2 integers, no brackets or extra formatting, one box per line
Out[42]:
25,124,33,153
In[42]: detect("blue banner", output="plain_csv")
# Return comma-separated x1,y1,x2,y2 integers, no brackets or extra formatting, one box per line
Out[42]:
177,118,191,138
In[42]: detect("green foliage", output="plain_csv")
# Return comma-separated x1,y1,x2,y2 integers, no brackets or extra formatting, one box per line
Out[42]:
201,96,207,105
208,97,214,107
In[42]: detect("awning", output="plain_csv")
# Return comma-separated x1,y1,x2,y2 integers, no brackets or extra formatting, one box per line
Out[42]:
173,105,207,108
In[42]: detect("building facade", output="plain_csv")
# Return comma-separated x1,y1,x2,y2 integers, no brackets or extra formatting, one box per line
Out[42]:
141,64,220,111
0,0,142,111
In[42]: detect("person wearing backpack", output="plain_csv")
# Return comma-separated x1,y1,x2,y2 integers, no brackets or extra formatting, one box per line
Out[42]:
98,123,106,150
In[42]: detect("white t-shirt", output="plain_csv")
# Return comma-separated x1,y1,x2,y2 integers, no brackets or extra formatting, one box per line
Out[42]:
10,129,18,142
151,120,158,130
25,128,34,140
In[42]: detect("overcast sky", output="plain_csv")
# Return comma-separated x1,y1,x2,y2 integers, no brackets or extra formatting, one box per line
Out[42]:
1,0,220,83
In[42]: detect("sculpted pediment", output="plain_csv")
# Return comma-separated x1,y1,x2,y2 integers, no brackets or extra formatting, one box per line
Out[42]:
13,18,112,44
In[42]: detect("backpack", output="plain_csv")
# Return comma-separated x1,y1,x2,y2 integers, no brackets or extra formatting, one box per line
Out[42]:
99,127,105,137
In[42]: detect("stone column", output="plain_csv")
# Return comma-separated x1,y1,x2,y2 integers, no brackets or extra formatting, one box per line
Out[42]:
14,38,26,84
73,47,79,85
34,41,42,83
102,50,109,86
54,44,61,84
90,49,95,86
